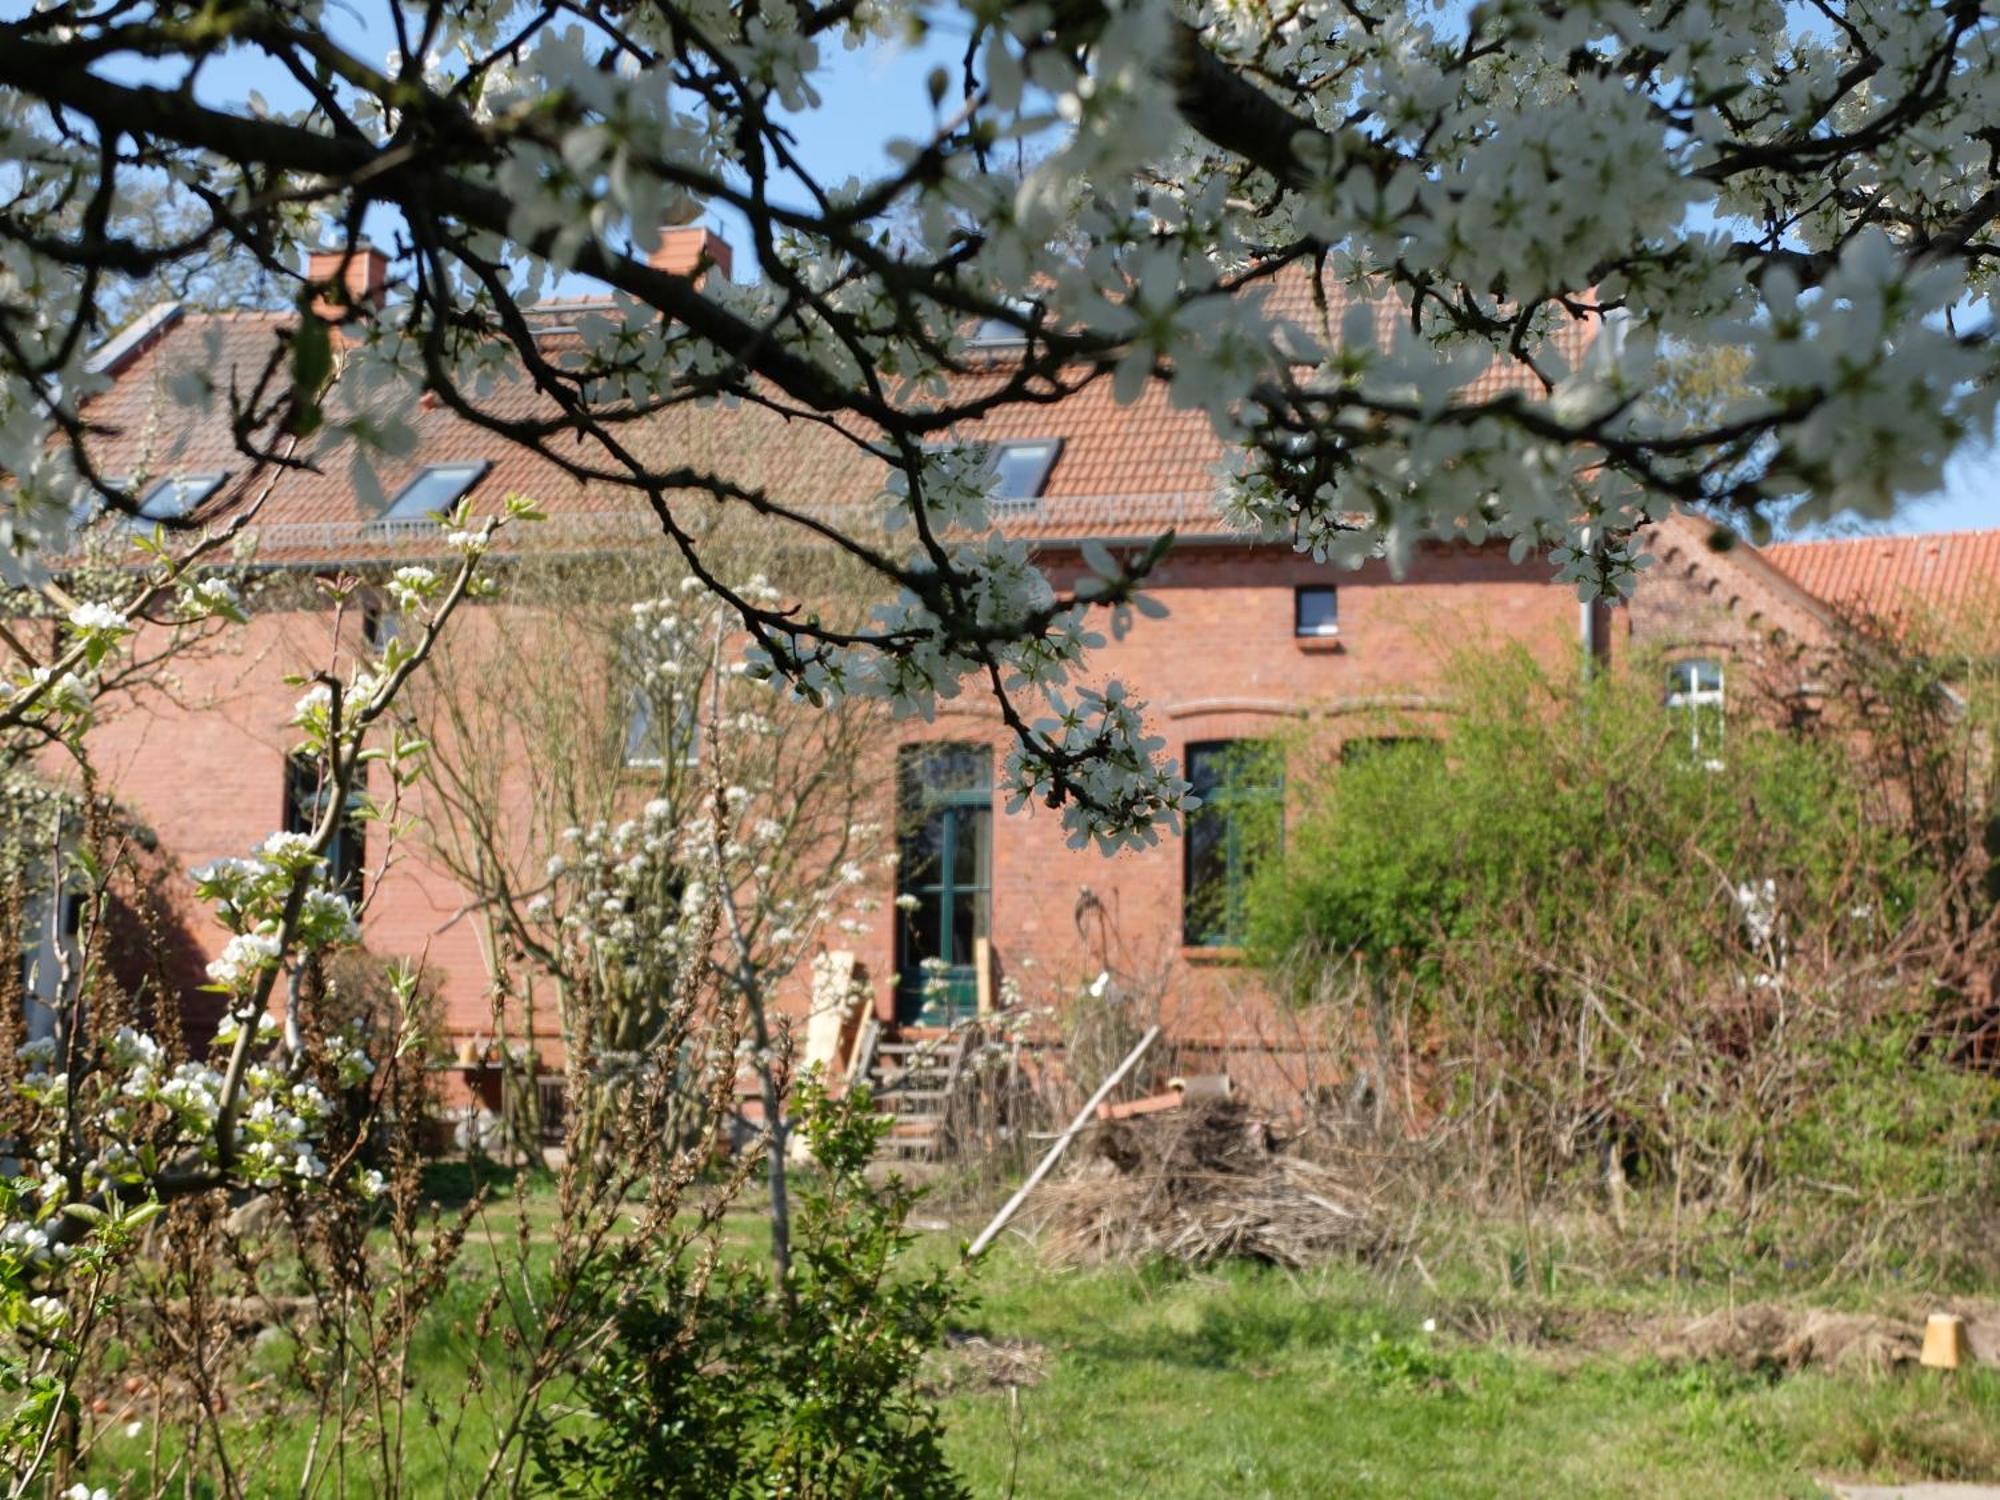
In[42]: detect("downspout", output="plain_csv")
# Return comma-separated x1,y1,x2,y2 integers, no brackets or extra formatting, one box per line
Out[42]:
1578,526,1613,680
1577,311,1627,684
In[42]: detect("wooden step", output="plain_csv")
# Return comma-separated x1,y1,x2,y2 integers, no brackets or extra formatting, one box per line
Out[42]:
863,1029,978,1162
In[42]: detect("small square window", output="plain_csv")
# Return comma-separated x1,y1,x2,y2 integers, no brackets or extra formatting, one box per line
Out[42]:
136,473,228,522
1295,585,1338,637
380,462,489,523
989,440,1061,503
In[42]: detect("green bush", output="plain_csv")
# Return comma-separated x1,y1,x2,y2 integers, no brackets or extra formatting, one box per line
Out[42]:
1246,644,1915,985
1775,1011,2000,1213
1240,643,1999,1276
530,1078,969,1499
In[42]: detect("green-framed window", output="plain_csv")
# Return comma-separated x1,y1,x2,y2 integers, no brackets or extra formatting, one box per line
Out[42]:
1183,740,1283,948
894,744,991,1025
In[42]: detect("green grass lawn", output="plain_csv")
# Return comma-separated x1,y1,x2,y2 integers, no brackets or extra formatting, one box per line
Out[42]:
937,1253,2000,1499
77,1174,2000,1497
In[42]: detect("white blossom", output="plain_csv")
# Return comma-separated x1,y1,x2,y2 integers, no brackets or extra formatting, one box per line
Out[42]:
205,931,284,990
66,600,128,636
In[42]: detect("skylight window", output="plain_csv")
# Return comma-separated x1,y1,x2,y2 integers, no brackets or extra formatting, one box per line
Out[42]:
968,298,1034,347
970,317,1028,347
989,440,1061,504
136,473,227,522
381,462,489,522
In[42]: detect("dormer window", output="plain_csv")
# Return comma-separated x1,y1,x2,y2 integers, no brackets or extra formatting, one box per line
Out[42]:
136,473,228,522
381,462,489,523
989,440,1061,504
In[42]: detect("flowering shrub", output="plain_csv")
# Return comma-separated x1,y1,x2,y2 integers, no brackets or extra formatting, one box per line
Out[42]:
0,506,507,1492
416,549,890,1282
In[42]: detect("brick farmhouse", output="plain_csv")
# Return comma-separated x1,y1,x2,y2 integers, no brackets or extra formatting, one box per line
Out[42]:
18,230,1997,1097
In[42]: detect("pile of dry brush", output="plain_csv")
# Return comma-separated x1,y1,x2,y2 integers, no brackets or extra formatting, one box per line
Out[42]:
1033,1099,1387,1269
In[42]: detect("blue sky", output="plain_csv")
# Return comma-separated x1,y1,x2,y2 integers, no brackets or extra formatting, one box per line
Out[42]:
82,7,1999,538
1871,443,1997,536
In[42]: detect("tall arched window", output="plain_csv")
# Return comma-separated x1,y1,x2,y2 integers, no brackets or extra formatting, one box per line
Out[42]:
285,755,367,903
1183,740,1284,948
894,744,991,1025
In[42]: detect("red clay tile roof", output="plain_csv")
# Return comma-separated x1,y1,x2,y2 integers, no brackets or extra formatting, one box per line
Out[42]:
66,268,1597,563
61,280,1999,660
1762,530,2000,622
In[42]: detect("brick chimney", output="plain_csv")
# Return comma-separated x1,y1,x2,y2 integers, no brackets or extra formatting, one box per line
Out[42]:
307,243,389,322
649,227,732,285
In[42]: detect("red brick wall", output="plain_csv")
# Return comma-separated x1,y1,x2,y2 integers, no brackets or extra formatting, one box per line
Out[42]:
1625,525,1831,719
846,540,1580,1050
70,536,1787,1088
65,602,497,1051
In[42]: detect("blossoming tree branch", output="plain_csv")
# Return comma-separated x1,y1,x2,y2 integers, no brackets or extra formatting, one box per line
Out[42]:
2,0,1996,851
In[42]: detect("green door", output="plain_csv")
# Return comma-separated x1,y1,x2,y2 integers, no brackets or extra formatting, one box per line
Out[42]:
895,744,991,1026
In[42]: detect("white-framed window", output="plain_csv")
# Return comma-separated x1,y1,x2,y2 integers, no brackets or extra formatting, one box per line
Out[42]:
1665,657,1725,765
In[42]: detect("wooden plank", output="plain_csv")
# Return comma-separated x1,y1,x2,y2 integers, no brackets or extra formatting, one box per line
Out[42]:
846,1017,880,1092
967,1025,1161,1259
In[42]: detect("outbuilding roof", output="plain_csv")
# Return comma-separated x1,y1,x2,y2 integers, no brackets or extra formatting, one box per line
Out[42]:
1762,529,2000,624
